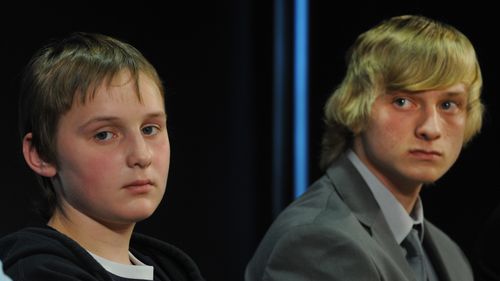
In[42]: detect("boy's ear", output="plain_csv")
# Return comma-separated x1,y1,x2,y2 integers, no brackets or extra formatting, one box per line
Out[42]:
22,133,57,177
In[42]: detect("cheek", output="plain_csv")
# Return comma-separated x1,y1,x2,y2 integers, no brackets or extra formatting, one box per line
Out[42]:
450,116,466,135
153,141,171,172
86,156,114,173
56,153,118,204
75,153,120,187
445,117,466,152
365,112,405,146
443,115,466,141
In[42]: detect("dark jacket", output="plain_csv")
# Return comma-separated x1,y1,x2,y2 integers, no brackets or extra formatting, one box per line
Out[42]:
0,226,204,281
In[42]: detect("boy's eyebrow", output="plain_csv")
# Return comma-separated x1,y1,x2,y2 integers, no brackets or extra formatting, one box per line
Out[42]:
444,90,467,97
79,112,167,129
387,89,467,97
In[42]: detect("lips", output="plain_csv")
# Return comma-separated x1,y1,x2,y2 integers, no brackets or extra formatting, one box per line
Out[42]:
123,179,154,194
410,148,441,155
409,149,442,160
125,179,153,187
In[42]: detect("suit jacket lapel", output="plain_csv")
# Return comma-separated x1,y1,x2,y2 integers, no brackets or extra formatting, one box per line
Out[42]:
326,154,416,280
423,221,452,281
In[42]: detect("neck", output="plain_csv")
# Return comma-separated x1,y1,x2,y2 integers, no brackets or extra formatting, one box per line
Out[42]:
383,180,421,213
48,203,135,264
351,143,422,213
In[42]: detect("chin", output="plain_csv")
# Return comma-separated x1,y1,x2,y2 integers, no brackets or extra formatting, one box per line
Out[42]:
406,168,445,183
412,176,440,186
122,207,157,222
119,214,152,224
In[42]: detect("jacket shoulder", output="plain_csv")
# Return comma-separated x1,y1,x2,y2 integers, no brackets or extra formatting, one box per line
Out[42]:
0,227,108,281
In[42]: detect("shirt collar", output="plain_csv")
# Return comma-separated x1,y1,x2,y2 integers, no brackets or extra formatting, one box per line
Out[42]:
346,149,424,243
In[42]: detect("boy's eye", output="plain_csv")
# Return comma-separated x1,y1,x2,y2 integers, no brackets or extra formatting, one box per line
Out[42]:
94,131,113,141
441,101,454,110
393,98,411,108
142,126,159,136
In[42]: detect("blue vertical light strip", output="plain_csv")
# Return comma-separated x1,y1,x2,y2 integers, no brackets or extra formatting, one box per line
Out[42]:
293,0,308,198
272,0,286,217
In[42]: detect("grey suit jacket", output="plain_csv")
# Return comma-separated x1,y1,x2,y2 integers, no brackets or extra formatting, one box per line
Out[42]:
245,154,473,281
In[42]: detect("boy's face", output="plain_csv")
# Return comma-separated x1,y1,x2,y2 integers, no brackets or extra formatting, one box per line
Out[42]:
353,83,467,192
54,70,169,225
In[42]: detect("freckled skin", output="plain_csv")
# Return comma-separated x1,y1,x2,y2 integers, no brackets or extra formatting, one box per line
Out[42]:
353,84,467,200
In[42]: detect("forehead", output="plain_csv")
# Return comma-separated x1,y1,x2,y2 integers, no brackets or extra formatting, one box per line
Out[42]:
79,70,163,104
60,78,164,128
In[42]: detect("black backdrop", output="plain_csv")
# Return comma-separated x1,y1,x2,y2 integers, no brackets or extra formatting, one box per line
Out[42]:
1,2,499,281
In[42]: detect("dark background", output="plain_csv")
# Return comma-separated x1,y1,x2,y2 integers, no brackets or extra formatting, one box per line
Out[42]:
1,2,499,281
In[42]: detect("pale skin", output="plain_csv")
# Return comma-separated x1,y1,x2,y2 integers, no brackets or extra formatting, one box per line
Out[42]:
353,83,467,213
23,70,170,264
